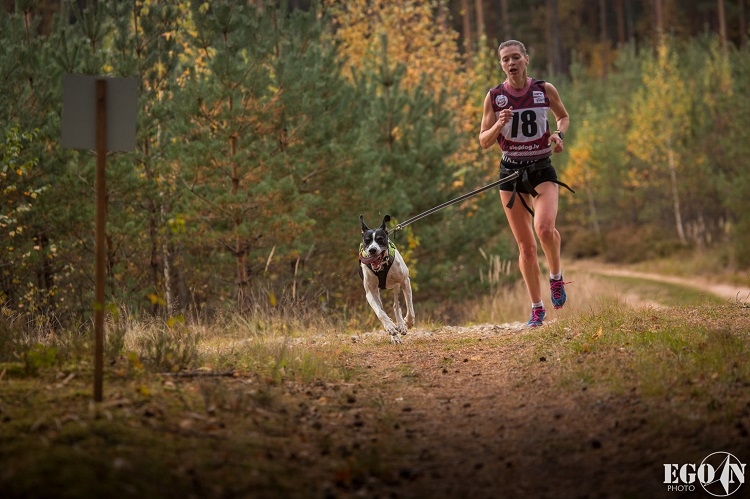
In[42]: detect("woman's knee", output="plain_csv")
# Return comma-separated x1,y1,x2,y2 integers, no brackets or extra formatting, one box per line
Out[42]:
535,222,557,243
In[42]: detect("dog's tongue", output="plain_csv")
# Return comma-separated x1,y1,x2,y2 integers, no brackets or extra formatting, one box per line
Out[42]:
359,253,383,265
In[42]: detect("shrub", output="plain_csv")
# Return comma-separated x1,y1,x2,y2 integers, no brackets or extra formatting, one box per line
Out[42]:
137,318,201,372
602,225,685,263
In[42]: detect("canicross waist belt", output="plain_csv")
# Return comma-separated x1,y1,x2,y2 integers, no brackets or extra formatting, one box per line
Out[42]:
500,157,574,216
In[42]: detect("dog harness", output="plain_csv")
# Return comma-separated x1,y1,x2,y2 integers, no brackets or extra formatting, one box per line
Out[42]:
500,157,574,216
358,240,397,290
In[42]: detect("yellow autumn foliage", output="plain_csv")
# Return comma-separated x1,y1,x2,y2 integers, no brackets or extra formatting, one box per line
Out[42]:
324,0,482,180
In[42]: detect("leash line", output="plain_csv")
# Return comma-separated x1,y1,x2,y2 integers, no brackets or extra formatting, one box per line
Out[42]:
391,170,521,232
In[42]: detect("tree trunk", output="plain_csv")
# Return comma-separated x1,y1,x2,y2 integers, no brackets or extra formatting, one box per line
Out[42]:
616,0,626,45
584,174,601,240
717,0,727,51
228,92,248,312
149,212,160,315
160,201,172,312
545,0,561,75
231,136,248,313
36,233,56,316
625,0,636,46
461,0,473,67
585,0,597,40
600,0,608,78
545,0,553,76
474,0,485,43
740,0,747,48
500,0,511,41
654,0,664,38
667,143,687,245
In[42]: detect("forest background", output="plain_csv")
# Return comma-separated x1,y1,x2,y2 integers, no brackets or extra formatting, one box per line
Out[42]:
2,0,749,333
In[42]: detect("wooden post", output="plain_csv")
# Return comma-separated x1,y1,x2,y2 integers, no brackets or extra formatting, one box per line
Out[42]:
62,74,136,402
94,79,107,402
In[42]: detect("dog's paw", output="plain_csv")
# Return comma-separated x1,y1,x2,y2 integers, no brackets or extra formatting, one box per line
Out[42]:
385,323,402,337
389,333,403,344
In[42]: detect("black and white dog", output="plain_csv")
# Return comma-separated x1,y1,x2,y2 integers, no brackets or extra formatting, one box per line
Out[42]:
359,215,415,344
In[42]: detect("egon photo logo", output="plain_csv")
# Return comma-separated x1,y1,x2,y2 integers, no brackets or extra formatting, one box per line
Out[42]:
664,452,746,496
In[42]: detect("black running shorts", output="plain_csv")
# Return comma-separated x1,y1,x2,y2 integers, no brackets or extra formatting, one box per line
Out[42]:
499,160,559,194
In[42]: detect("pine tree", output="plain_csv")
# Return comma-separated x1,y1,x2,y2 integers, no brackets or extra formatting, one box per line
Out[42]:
0,4,87,325
176,1,354,311
104,0,186,315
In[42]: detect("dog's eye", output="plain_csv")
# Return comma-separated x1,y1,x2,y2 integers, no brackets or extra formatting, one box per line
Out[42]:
376,236,386,244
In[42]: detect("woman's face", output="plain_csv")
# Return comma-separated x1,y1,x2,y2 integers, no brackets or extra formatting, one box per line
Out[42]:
499,45,528,78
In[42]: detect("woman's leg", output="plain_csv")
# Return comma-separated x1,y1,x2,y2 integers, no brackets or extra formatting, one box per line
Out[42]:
533,181,567,309
500,190,542,304
531,182,561,276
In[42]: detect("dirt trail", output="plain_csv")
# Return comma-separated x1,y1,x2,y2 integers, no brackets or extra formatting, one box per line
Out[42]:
325,266,750,498
572,262,750,303
339,324,743,498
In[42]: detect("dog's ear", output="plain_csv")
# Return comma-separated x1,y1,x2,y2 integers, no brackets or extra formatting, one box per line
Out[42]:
360,214,369,233
381,214,391,230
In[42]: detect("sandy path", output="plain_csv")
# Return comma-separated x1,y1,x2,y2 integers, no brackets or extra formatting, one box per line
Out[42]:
572,263,750,303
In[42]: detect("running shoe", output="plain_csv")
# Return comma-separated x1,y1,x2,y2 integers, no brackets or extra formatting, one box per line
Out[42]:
550,277,567,309
527,306,546,327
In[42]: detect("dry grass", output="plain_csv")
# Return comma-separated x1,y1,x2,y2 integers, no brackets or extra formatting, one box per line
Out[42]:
3,262,733,385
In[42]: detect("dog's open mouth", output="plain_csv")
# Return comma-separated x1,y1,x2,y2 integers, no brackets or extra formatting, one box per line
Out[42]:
359,250,386,269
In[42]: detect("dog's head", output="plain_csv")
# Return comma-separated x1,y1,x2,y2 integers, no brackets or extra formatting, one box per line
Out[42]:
359,214,391,270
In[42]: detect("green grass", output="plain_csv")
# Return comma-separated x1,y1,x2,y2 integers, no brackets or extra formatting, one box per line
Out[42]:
541,300,750,407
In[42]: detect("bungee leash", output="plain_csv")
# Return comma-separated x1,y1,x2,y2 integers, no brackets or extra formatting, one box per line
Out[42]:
390,170,521,233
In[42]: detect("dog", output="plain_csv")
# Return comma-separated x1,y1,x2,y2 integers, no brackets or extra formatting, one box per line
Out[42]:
358,214,415,344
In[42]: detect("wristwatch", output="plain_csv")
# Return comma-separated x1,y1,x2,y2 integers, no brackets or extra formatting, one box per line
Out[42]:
554,130,565,140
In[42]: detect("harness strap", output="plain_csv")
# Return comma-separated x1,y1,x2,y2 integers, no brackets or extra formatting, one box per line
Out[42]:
357,264,390,289
501,158,575,216
358,241,397,290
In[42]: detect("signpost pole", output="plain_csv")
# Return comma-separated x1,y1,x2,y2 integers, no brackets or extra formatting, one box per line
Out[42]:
62,74,136,402
93,79,107,402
